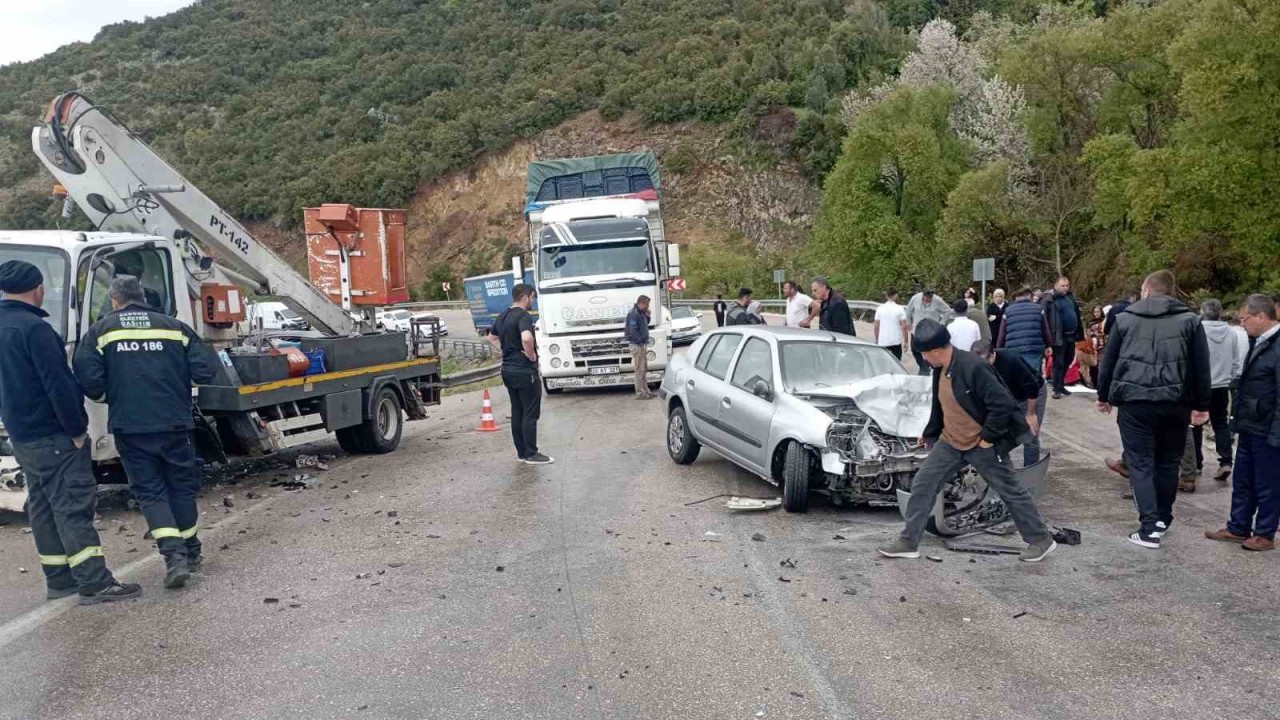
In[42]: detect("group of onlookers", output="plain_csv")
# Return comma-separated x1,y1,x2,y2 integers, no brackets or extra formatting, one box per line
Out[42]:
868,272,1278,555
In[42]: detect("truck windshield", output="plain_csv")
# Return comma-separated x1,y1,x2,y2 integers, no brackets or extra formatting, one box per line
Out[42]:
0,245,70,338
539,218,654,283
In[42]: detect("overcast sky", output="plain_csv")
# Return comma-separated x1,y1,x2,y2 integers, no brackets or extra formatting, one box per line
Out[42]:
1,0,195,67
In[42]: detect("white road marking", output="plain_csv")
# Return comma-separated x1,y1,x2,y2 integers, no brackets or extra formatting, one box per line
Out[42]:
0,487,285,651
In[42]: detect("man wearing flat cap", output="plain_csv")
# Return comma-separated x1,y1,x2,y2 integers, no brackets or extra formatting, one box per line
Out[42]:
878,319,1057,563
0,260,140,605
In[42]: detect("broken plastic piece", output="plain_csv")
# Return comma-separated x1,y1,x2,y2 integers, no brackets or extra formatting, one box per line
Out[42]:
725,496,782,511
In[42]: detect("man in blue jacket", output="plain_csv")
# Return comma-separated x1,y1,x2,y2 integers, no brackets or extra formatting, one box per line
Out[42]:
997,286,1052,382
626,295,654,400
0,260,140,605
74,277,218,589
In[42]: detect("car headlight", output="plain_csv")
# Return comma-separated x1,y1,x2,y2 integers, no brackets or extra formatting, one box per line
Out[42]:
647,350,656,362
549,343,561,355
551,358,561,368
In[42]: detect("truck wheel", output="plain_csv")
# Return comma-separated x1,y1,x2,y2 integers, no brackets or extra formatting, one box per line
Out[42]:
353,386,403,454
781,442,811,513
666,404,700,465
542,378,563,395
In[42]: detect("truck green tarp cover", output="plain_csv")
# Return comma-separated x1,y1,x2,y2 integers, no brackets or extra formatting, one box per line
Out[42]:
525,152,662,208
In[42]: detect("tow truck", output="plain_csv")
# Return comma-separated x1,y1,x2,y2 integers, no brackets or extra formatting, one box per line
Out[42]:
0,92,441,511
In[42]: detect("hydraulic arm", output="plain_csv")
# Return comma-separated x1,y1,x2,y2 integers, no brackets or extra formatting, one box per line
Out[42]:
31,92,355,336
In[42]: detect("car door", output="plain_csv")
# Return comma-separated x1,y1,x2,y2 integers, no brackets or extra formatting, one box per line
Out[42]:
686,333,742,450
717,336,777,471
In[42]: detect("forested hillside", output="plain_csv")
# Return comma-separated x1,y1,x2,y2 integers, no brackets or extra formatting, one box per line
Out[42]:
1,0,1276,301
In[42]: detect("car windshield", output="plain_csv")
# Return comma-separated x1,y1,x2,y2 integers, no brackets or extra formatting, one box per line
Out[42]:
282,308,302,320
0,245,70,338
780,341,904,392
672,307,694,319
390,310,411,320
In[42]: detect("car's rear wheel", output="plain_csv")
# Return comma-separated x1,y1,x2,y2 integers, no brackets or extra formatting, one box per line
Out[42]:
667,404,700,464
781,441,811,513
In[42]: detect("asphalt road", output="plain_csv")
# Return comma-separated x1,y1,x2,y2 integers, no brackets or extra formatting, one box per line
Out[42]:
0,319,1277,720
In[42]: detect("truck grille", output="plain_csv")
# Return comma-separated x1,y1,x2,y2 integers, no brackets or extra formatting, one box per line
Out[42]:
570,337,630,358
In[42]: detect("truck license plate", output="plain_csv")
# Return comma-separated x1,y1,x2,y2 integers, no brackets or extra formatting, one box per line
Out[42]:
588,366,621,375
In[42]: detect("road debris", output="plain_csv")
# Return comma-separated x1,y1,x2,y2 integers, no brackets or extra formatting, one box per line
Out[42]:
778,576,791,583
832,534,846,540
702,531,722,542
725,496,782,511
779,557,797,569
1013,611,1028,619
222,496,235,508
263,597,279,604
496,566,505,572
751,532,766,542
18,567,27,574
926,555,943,562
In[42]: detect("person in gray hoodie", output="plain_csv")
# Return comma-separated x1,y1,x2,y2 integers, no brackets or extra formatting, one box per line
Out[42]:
1195,299,1243,483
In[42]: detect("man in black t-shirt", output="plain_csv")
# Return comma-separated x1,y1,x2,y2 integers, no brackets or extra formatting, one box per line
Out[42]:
487,284,552,464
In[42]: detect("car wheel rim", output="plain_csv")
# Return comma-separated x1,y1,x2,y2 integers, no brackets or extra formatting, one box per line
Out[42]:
377,397,399,441
668,413,684,454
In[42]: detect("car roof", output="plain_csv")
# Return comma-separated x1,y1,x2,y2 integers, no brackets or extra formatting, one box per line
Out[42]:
706,325,875,346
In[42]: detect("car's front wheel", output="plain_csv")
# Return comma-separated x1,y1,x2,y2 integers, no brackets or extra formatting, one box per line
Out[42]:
667,404,700,464
781,441,811,513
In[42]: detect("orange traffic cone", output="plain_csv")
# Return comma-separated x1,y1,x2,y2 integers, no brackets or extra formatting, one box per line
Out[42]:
476,389,501,432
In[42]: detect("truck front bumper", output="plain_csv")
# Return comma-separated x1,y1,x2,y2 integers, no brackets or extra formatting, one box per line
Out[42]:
544,370,665,390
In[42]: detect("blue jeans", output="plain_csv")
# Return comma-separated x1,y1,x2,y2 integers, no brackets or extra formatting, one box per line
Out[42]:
1228,432,1280,540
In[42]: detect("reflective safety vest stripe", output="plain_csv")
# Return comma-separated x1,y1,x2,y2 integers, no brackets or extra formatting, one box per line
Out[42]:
179,524,199,539
39,553,70,566
96,328,189,353
151,527,182,540
67,546,103,567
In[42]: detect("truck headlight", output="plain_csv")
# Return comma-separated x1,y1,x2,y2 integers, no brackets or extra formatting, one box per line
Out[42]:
647,351,656,362
647,337,655,347
551,358,561,368
550,343,561,355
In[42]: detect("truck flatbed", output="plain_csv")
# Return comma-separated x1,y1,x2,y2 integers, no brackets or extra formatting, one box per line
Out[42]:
198,357,439,412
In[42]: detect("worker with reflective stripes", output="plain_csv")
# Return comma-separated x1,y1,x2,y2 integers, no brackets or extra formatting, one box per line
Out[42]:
74,277,218,589
0,261,141,605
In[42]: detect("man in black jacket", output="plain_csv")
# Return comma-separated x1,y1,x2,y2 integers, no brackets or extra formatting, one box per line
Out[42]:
812,277,854,336
878,320,1056,562
0,261,140,605
1040,276,1083,398
1096,270,1211,549
971,339,1046,468
625,295,654,400
1205,294,1280,552
74,277,219,589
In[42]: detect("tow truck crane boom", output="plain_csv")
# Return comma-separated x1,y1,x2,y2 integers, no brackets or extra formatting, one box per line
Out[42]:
30,92,355,336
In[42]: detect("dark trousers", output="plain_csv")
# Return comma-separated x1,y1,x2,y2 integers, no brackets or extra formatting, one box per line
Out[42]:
911,347,930,376
502,370,542,459
1118,402,1189,530
115,431,202,561
884,344,902,361
1228,432,1280,540
1191,387,1233,468
1051,337,1076,393
12,435,115,595
900,440,1050,545
1017,381,1048,467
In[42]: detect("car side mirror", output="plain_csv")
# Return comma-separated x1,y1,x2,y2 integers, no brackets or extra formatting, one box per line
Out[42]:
752,379,772,400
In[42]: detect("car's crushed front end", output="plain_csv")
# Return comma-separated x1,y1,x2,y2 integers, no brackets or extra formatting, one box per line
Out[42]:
801,374,933,506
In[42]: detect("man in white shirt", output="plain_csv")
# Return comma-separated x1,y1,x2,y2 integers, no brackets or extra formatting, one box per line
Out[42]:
947,298,981,352
783,280,817,328
873,288,909,360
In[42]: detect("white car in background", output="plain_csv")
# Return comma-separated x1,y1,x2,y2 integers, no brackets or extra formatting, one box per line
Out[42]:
666,305,703,346
376,308,449,337
411,311,449,337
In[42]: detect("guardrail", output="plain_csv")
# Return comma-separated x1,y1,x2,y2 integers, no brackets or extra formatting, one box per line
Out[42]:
672,298,879,319
441,364,501,388
392,300,471,311
442,338,495,361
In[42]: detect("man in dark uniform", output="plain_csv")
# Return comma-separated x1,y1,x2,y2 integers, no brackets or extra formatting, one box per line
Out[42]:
74,277,218,589
0,261,140,605
487,283,552,465
713,294,727,328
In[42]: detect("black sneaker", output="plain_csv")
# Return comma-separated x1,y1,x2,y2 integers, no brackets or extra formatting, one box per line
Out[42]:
1128,528,1161,549
79,582,143,606
523,453,555,465
1151,520,1171,539
164,556,191,589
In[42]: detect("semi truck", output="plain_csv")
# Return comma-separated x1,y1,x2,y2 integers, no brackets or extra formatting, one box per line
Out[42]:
462,269,537,336
522,153,680,393
0,92,441,512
